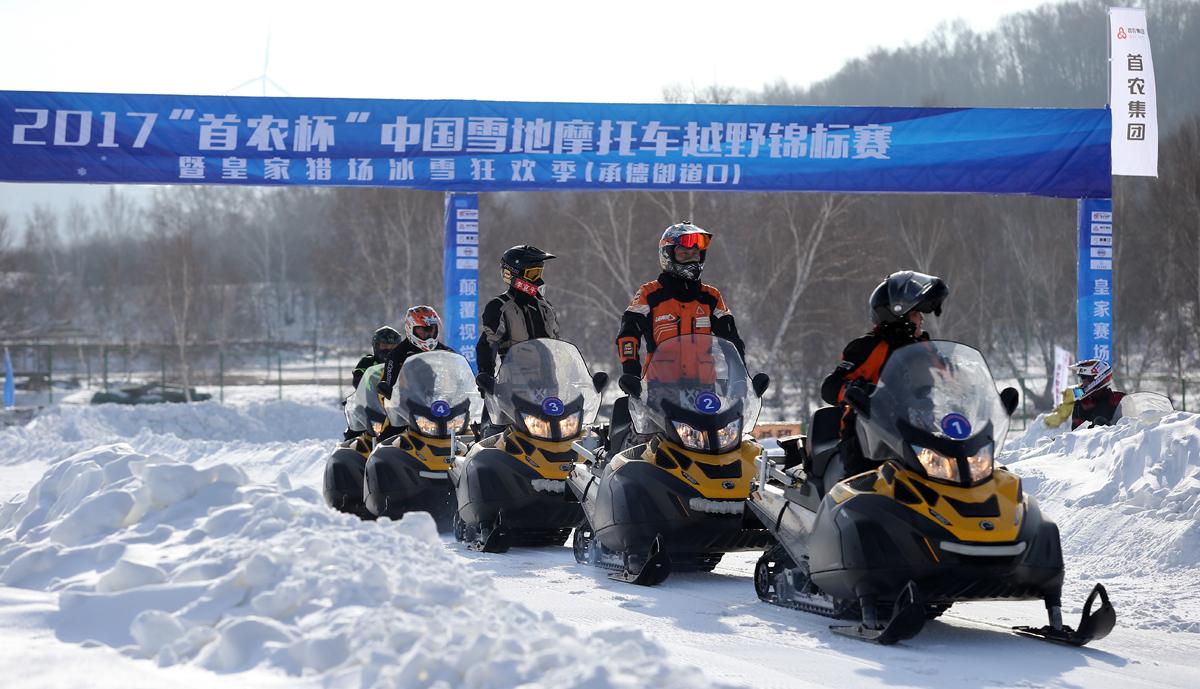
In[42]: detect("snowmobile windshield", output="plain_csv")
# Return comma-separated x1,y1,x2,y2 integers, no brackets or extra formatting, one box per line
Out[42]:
1114,392,1173,423
345,363,387,434
385,351,480,438
888,271,942,315
487,338,599,441
870,341,1008,485
630,334,759,454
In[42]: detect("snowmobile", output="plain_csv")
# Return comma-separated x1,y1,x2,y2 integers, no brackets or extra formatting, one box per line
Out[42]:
449,338,607,552
363,350,480,529
1110,391,1174,425
324,363,390,519
567,334,773,586
748,340,1116,645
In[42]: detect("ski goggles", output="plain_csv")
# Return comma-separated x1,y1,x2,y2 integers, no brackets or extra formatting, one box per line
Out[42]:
675,233,711,250
376,330,401,344
521,265,544,282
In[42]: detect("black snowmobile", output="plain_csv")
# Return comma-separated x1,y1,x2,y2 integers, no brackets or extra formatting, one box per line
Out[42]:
567,334,773,585
324,363,389,519
748,340,1117,645
363,350,479,529
449,338,607,552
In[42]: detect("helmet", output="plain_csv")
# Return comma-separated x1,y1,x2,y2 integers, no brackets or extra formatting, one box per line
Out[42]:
404,305,442,352
372,326,402,359
869,270,949,329
658,222,712,281
501,245,555,294
1070,358,1113,399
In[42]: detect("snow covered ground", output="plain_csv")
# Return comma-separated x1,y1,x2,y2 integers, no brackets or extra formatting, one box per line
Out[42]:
1,392,1198,688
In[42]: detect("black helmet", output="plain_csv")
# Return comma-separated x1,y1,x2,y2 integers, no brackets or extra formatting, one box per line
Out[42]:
372,326,402,359
869,271,948,327
501,245,555,289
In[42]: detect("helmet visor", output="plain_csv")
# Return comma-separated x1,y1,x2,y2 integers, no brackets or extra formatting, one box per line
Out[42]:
375,329,401,345
521,265,544,282
676,232,711,250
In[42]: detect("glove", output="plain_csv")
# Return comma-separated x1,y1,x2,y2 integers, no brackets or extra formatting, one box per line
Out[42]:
1043,388,1077,428
844,379,876,396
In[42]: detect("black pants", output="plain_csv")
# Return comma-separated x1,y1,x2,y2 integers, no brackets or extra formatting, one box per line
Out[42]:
838,416,878,479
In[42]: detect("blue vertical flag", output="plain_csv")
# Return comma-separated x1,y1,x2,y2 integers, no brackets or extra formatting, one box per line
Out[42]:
442,193,480,372
3,347,14,408
1077,199,1115,367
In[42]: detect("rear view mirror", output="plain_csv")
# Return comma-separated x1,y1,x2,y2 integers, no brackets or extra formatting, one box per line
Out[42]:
1000,387,1019,417
752,372,770,398
618,373,642,399
592,371,609,393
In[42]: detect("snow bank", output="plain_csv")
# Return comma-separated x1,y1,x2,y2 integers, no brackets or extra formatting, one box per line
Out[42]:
0,443,729,688
1002,409,1200,632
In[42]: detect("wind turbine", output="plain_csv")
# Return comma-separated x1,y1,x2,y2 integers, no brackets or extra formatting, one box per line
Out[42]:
228,29,290,97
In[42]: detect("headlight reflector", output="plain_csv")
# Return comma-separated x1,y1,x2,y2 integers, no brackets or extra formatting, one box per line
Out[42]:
715,419,741,452
913,445,960,483
966,443,994,483
673,421,707,450
414,415,440,436
557,412,581,438
522,413,554,439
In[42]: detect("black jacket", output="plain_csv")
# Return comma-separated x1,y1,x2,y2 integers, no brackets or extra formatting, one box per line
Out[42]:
475,288,560,378
379,340,454,396
351,354,384,390
1073,388,1126,429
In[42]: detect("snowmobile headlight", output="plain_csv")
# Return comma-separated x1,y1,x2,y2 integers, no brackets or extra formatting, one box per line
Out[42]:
673,421,708,450
371,421,385,436
449,412,470,435
414,415,440,436
557,412,581,438
913,445,960,483
715,418,742,452
966,444,994,483
522,413,555,439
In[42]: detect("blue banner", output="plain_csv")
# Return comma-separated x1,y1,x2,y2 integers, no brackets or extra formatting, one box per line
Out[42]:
1077,198,1115,366
443,193,479,372
3,347,13,408
0,90,1111,198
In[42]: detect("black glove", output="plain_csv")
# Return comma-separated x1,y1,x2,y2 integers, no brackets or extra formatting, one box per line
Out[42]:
845,379,876,396
621,359,642,378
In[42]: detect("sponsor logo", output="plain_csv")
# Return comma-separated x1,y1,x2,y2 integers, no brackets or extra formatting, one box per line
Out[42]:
655,313,676,322
979,520,995,531
1117,26,1127,39
722,480,736,490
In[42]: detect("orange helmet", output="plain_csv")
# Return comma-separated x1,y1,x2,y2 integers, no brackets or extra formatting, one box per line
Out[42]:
404,305,441,351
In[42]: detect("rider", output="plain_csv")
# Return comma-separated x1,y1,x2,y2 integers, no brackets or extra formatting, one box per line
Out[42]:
377,305,454,398
475,245,561,436
1044,359,1126,429
345,326,401,439
611,222,744,452
476,245,561,379
820,270,949,478
616,222,744,377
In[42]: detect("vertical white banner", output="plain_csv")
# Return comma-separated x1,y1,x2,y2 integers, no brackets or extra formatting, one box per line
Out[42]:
1109,7,1158,176
1053,345,1075,403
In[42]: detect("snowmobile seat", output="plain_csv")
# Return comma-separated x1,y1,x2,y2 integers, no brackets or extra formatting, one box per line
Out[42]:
805,406,842,480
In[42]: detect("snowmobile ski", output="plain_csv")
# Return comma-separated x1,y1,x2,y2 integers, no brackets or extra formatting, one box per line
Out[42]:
829,581,927,645
455,512,511,553
1013,583,1116,646
607,534,672,586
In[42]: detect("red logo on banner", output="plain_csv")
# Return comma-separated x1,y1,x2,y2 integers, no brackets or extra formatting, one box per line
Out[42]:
1117,27,1127,39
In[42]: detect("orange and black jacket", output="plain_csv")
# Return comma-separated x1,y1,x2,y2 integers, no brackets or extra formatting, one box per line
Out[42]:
616,271,745,376
820,326,930,407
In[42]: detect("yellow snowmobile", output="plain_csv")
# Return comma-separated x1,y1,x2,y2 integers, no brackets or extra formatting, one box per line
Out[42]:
324,363,390,519
748,340,1116,645
449,338,607,552
363,350,479,529
567,334,773,585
